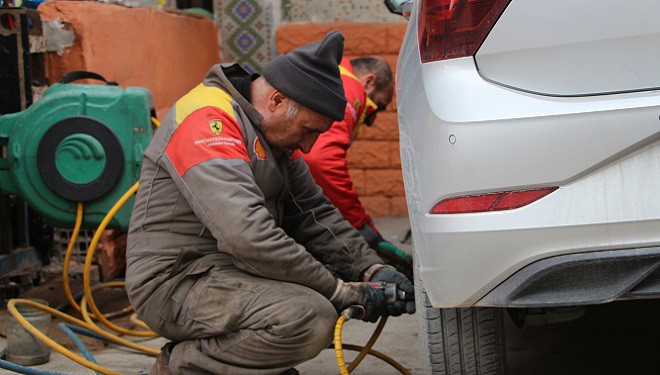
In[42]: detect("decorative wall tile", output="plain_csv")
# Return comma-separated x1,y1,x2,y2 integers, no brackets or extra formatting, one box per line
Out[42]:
282,0,404,23
217,0,275,74
215,0,404,75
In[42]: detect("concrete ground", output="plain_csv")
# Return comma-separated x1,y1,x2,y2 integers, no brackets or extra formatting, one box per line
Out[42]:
0,217,420,375
3,216,660,374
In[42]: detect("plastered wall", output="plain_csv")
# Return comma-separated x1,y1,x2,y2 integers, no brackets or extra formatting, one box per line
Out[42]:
38,1,221,117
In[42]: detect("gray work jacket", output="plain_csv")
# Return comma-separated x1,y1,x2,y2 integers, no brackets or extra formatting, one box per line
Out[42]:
125,64,381,309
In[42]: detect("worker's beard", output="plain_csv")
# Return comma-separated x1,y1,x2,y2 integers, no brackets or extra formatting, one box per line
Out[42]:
260,102,303,155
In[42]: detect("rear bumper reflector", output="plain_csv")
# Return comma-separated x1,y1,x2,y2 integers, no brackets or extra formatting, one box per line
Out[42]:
430,187,558,214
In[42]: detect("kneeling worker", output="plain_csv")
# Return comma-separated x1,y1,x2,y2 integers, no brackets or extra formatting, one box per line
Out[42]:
126,30,414,375
294,56,413,280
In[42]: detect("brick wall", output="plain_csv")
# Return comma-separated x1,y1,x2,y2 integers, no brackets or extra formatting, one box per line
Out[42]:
276,23,408,217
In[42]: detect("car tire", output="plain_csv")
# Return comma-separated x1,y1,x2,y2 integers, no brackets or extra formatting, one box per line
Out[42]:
416,277,507,374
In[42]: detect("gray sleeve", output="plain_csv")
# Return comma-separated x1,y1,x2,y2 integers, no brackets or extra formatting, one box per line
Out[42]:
160,154,338,298
282,157,382,282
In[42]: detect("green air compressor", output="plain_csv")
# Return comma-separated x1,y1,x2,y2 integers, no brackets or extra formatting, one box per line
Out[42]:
0,74,153,230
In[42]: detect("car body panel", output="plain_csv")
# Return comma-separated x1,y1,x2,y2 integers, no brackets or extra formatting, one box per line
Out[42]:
397,2,660,307
476,0,660,96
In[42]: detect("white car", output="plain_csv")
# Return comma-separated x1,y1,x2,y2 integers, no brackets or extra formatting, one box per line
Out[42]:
386,0,660,373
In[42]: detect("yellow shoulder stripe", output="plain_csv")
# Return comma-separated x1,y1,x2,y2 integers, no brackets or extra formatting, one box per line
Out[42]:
355,97,379,139
175,84,236,126
339,65,360,82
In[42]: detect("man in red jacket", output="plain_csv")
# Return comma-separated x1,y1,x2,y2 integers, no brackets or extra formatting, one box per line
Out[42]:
294,57,413,280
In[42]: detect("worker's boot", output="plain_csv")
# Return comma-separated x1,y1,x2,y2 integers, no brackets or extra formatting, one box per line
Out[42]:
148,342,174,375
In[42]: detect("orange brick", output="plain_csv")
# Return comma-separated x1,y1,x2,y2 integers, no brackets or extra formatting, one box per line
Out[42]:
386,23,408,54
349,168,367,196
362,197,391,217
390,197,409,216
381,54,399,74
276,24,336,53
359,112,399,141
390,141,402,168
347,140,390,169
365,169,405,197
276,23,391,55
342,24,390,55
386,90,398,112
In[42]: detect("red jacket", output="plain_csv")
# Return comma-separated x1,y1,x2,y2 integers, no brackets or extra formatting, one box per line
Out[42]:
293,59,377,230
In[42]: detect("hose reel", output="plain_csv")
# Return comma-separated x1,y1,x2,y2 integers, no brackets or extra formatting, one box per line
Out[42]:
0,73,154,229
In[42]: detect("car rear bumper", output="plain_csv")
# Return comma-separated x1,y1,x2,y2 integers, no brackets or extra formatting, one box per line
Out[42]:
479,246,660,307
409,131,660,307
415,214,660,308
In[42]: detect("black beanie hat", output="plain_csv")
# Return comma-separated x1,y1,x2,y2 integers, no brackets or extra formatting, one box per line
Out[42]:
263,30,347,122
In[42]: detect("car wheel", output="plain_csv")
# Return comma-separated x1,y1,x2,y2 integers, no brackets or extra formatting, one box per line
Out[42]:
416,277,506,374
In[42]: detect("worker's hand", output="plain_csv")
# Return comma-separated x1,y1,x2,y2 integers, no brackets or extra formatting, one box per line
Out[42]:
358,223,414,281
330,279,387,323
370,267,415,316
374,240,414,282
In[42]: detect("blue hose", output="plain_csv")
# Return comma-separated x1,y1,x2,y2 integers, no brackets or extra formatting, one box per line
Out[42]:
55,291,84,312
57,323,101,375
60,324,115,345
0,323,100,375
0,346,72,375
57,323,97,363
0,358,73,375
0,279,133,375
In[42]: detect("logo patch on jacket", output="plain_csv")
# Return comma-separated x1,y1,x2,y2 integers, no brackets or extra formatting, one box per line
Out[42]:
165,107,249,176
254,137,267,160
354,99,361,112
209,119,223,135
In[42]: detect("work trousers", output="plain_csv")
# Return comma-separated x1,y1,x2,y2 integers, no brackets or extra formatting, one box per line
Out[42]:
135,252,337,374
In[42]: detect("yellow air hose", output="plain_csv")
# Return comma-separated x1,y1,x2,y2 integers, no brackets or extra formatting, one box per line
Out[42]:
341,344,412,374
334,308,412,375
347,316,387,372
130,312,153,330
62,202,132,319
9,172,411,374
7,182,160,375
61,202,84,314
7,299,123,375
81,182,158,338
334,314,350,374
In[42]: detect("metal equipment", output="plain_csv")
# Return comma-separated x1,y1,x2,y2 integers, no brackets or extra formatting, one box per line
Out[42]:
1,7,52,293
0,79,154,230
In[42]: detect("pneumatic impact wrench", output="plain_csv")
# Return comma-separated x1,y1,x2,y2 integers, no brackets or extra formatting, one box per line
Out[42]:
334,282,412,375
342,282,406,319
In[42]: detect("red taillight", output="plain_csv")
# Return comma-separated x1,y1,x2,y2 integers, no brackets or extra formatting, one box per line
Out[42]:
430,187,558,214
418,0,511,63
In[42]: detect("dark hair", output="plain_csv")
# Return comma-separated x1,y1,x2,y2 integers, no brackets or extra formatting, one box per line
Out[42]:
350,57,393,92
